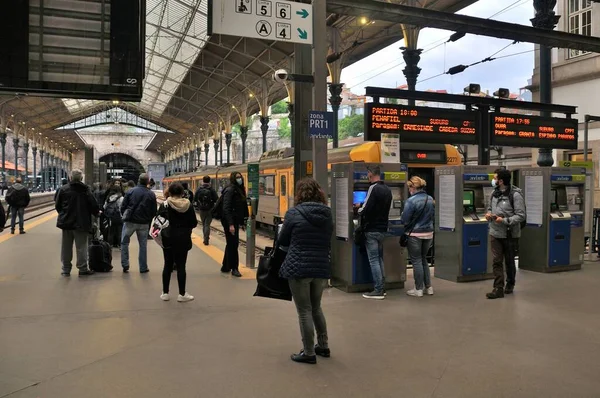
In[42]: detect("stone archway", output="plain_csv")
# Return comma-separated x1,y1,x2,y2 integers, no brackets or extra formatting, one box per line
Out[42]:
99,153,145,183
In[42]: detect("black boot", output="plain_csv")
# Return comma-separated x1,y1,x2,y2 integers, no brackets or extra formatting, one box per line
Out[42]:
314,345,331,358
486,288,504,299
504,284,514,294
291,351,317,364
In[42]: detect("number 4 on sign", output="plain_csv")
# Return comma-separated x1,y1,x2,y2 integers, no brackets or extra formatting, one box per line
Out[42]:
276,23,290,40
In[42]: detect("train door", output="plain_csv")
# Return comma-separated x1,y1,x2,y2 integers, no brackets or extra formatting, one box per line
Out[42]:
279,171,290,218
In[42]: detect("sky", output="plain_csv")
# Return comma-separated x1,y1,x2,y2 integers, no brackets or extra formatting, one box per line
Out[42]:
341,0,536,96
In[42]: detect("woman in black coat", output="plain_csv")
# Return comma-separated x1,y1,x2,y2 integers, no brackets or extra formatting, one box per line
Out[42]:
278,178,334,364
158,182,198,303
221,172,249,277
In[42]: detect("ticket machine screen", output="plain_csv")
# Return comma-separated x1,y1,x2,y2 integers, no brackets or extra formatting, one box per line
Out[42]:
353,191,367,205
550,189,558,211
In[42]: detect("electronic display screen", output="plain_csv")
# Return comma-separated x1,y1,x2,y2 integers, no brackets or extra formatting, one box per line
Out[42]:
353,191,367,205
490,113,578,150
463,190,475,206
400,150,446,163
365,103,478,145
0,0,144,101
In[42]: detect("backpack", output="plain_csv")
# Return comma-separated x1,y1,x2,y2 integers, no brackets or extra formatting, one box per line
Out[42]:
508,190,527,230
196,187,213,211
0,204,6,231
150,204,172,248
104,197,122,221
211,188,227,221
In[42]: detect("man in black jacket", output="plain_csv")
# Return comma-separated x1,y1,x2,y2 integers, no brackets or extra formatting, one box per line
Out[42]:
356,165,392,300
194,176,218,245
5,178,31,235
120,173,157,273
55,170,99,276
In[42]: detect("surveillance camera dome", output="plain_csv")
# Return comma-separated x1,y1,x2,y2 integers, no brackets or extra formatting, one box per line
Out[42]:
273,69,289,84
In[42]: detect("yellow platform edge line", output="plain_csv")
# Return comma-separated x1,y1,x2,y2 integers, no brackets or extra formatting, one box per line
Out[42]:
191,232,255,280
0,212,57,244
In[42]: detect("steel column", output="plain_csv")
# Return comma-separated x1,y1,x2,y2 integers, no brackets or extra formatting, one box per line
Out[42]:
240,126,248,164
260,116,269,154
23,142,29,185
0,133,6,186
328,83,343,148
225,133,232,164
13,138,19,179
32,146,37,188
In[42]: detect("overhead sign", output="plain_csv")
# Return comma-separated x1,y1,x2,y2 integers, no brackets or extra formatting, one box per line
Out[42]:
365,103,478,145
308,111,334,139
490,113,578,149
559,160,593,171
208,0,313,45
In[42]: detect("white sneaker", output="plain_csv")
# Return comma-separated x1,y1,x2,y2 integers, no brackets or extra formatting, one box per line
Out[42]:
177,293,194,302
425,287,434,296
406,289,424,297
160,293,170,301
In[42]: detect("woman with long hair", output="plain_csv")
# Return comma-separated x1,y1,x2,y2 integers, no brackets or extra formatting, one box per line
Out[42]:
104,179,124,248
401,176,435,297
221,172,249,277
158,182,198,302
279,178,333,364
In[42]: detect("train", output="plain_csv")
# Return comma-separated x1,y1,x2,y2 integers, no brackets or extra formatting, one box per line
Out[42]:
163,141,462,228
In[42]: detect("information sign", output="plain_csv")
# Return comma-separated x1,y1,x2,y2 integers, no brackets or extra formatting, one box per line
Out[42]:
209,0,313,44
490,113,578,149
365,103,478,145
247,163,260,198
381,133,400,163
308,111,334,139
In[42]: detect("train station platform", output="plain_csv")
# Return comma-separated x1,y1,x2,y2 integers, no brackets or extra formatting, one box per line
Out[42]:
1,214,600,398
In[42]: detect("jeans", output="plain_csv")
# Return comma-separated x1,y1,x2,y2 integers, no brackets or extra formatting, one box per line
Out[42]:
288,278,328,356
121,222,149,271
61,229,90,273
162,248,189,295
365,231,386,293
10,207,25,232
491,236,517,289
199,210,212,241
407,237,433,291
221,222,240,272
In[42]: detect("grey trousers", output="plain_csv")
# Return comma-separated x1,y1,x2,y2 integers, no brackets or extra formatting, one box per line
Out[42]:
199,210,212,241
61,229,90,273
288,278,329,356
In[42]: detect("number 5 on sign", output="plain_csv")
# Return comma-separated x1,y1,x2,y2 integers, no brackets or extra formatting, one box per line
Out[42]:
257,0,272,17
276,2,291,19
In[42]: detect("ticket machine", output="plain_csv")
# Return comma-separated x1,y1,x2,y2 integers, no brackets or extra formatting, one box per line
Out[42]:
434,165,496,282
331,162,408,292
514,167,585,272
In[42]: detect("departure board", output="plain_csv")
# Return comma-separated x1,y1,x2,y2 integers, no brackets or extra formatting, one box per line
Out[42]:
490,113,578,149
365,103,478,144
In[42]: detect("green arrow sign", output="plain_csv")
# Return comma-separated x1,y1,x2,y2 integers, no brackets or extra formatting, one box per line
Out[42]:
296,9,309,18
297,28,308,40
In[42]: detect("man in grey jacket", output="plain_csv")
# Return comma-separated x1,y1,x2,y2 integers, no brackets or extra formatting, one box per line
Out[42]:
485,168,526,299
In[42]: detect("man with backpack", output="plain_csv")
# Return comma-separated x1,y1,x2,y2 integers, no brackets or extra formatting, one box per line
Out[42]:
182,182,194,204
5,178,31,235
485,168,526,299
194,176,218,245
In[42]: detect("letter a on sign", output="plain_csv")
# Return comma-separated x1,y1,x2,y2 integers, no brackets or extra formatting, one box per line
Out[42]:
256,20,272,37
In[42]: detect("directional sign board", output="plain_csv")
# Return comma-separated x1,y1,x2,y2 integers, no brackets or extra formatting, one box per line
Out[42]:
308,111,334,139
208,0,313,45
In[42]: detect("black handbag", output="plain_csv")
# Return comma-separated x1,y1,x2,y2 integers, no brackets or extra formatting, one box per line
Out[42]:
400,196,429,248
254,244,292,301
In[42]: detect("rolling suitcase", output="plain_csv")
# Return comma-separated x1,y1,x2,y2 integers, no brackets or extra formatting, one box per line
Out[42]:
89,239,113,272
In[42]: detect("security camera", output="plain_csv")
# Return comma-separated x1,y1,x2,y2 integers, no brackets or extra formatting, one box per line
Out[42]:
273,69,289,84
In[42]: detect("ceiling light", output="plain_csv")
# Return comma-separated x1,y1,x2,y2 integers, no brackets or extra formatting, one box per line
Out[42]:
360,17,368,25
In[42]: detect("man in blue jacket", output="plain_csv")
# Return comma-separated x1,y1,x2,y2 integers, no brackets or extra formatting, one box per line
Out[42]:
120,174,157,273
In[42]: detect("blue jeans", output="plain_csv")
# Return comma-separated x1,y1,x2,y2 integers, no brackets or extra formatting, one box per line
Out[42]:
365,231,386,293
121,222,149,271
11,207,25,232
407,237,433,290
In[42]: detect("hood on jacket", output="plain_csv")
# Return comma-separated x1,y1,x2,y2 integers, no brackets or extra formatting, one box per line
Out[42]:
295,202,331,228
69,181,91,193
12,183,26,191
167,197,190,213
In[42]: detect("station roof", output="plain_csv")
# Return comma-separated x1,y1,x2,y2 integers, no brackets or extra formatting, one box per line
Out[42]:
0,0,476,156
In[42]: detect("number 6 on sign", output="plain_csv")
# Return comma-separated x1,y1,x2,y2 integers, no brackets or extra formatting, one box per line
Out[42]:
257,0,272,17
276,2,291,19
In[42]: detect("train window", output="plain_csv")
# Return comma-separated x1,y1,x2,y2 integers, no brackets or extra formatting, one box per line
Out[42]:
280,175,287,197
259,175,275,196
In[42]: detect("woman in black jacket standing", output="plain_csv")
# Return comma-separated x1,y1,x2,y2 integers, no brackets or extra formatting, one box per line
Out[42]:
221,172,249,277
279,178,334,364
158,183,198,302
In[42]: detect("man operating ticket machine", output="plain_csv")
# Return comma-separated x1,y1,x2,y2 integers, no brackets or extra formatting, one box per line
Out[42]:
435,165,497,282
330,162,407,293
514,167,585,272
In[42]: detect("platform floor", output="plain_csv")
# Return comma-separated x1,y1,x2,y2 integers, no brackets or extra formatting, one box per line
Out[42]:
1,215,600,398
